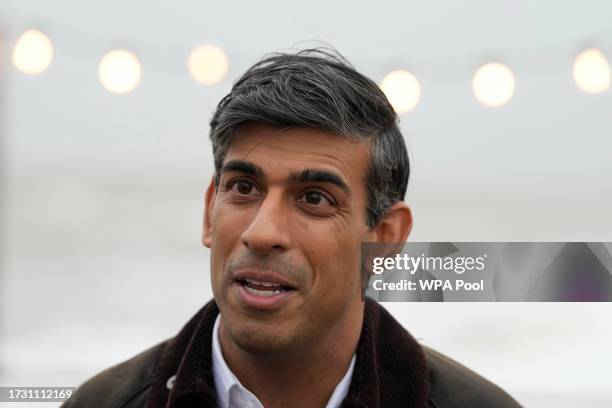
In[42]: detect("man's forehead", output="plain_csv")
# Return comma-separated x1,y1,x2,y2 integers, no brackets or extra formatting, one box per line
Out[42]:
225,124,370,176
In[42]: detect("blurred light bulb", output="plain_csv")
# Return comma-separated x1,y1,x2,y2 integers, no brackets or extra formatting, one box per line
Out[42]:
473,62,515,107
187,44,229,85
380,70,421,113
98,49,142,94
573,48,610,94
12,29,53,75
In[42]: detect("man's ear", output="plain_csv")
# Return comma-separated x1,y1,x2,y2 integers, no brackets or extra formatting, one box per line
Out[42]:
202,177,216,248
372,202,413,243
362,203,412,282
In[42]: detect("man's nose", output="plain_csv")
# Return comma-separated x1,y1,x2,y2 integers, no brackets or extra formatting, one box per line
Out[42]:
240,190,291,252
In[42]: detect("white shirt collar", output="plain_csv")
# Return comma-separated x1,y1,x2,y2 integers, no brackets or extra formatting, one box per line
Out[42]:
212,314,356,408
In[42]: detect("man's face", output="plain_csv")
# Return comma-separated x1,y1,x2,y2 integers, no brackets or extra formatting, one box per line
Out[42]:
202,123,376,353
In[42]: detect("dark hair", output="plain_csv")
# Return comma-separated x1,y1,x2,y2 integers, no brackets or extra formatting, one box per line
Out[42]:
209,48,410,228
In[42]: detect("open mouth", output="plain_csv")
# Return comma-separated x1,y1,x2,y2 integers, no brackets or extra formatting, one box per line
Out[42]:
238,278,296,297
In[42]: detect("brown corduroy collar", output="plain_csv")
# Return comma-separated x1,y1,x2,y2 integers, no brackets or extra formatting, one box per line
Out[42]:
147,298,430,408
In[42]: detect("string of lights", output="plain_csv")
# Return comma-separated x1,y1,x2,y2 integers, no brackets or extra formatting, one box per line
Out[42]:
9,28,612,113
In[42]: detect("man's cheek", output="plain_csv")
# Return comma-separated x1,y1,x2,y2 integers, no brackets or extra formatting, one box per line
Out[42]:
212,210,241,248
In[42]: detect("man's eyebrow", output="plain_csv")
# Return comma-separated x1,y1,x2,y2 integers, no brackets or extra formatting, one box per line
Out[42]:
220,160,265,179
289,168,352,196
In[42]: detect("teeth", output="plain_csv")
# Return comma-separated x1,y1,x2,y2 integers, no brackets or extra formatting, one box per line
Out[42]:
244,286,283,297
245,278,281,287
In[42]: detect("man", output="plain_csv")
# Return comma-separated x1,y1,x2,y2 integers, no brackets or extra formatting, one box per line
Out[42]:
64,48,520,407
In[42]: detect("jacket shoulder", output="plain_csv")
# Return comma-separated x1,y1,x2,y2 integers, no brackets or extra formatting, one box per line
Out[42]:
423,345,522,408
62,340,169,408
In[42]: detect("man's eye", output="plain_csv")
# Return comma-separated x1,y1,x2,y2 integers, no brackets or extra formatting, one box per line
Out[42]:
229,179,258,195
299,191,334,206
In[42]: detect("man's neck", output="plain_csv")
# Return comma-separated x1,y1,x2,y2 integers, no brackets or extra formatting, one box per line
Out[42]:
218,302,364,408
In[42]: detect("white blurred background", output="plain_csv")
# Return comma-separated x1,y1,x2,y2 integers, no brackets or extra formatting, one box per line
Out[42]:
1,1,611,407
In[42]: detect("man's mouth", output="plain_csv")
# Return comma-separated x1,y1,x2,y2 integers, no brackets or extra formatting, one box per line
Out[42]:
232,271,298,310
239,278,295,297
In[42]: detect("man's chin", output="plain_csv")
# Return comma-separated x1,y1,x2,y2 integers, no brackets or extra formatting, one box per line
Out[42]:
226,318,303,355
